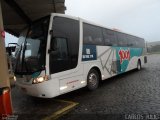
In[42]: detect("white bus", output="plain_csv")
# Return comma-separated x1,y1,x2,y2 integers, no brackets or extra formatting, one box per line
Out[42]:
15,13,147,98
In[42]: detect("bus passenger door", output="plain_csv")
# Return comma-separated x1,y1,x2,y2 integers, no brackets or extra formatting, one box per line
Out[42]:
48,16,83,93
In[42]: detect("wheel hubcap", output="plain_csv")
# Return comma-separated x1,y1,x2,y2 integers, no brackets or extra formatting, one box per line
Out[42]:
88,73,97,87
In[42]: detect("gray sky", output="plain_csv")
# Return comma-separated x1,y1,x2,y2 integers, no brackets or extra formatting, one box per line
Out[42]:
66,0,160,42
5,33,18,46
5,0,160,46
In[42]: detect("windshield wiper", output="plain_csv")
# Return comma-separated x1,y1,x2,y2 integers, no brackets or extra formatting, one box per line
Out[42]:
15,44,23,73
21,40,32,74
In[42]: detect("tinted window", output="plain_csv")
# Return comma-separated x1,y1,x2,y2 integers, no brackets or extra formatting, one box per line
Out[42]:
103,29,117,46
136,38,145,48
126,35,134,47
15,17,50,74
50,38,69,60
83,23,104,45
116,32,127,46
135,37,139,47
50,17,79,74
127,35,145,48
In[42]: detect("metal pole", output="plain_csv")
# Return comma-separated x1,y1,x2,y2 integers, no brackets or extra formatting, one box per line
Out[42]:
0,1,13,116
52,0,57,13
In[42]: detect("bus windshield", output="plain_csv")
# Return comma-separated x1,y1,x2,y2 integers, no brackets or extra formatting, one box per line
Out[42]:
15,16,50,75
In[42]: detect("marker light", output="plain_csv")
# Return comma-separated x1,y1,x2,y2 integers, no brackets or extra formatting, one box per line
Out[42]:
32,75,50,84
81,81,85,84
102,75,105,78
60,86,68,90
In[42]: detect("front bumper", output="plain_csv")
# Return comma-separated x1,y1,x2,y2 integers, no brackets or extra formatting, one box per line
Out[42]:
16,79,60,98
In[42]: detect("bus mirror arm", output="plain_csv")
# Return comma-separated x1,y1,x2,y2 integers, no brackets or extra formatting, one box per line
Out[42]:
48,49,53,54
49,30,53,35
48,49,58,56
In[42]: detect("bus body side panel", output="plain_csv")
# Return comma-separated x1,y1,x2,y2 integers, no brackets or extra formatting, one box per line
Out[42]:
125,48,144,71
97,46,116,79
82,46,144,82
82,45,114,80
114,47,143,73
58,73,85,94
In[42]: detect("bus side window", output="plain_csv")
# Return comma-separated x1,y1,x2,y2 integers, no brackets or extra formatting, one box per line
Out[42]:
84,36,93,43
139,38,145,48
103,29,117,46
116,32,127,47
83,23,104,45
135,37,145,48
127,35,135,47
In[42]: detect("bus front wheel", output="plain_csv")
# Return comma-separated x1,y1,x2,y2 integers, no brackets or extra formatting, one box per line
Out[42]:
87,69,99,91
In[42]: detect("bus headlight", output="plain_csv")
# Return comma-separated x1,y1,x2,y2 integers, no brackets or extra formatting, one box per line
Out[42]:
14,76,16,82
32,75,50,84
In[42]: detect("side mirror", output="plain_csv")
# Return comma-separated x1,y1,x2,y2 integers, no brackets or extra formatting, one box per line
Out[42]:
6,46,16,56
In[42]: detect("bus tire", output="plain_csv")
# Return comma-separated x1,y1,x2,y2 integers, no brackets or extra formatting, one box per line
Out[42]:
87,69,99,91
137,60,141,70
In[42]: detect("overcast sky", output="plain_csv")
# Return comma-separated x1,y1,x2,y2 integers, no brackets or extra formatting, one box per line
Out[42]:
5,0,160,46
65,0,160,42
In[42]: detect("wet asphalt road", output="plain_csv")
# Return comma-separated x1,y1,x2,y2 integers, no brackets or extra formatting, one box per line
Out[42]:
58,54,160,120
11,54,160,120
